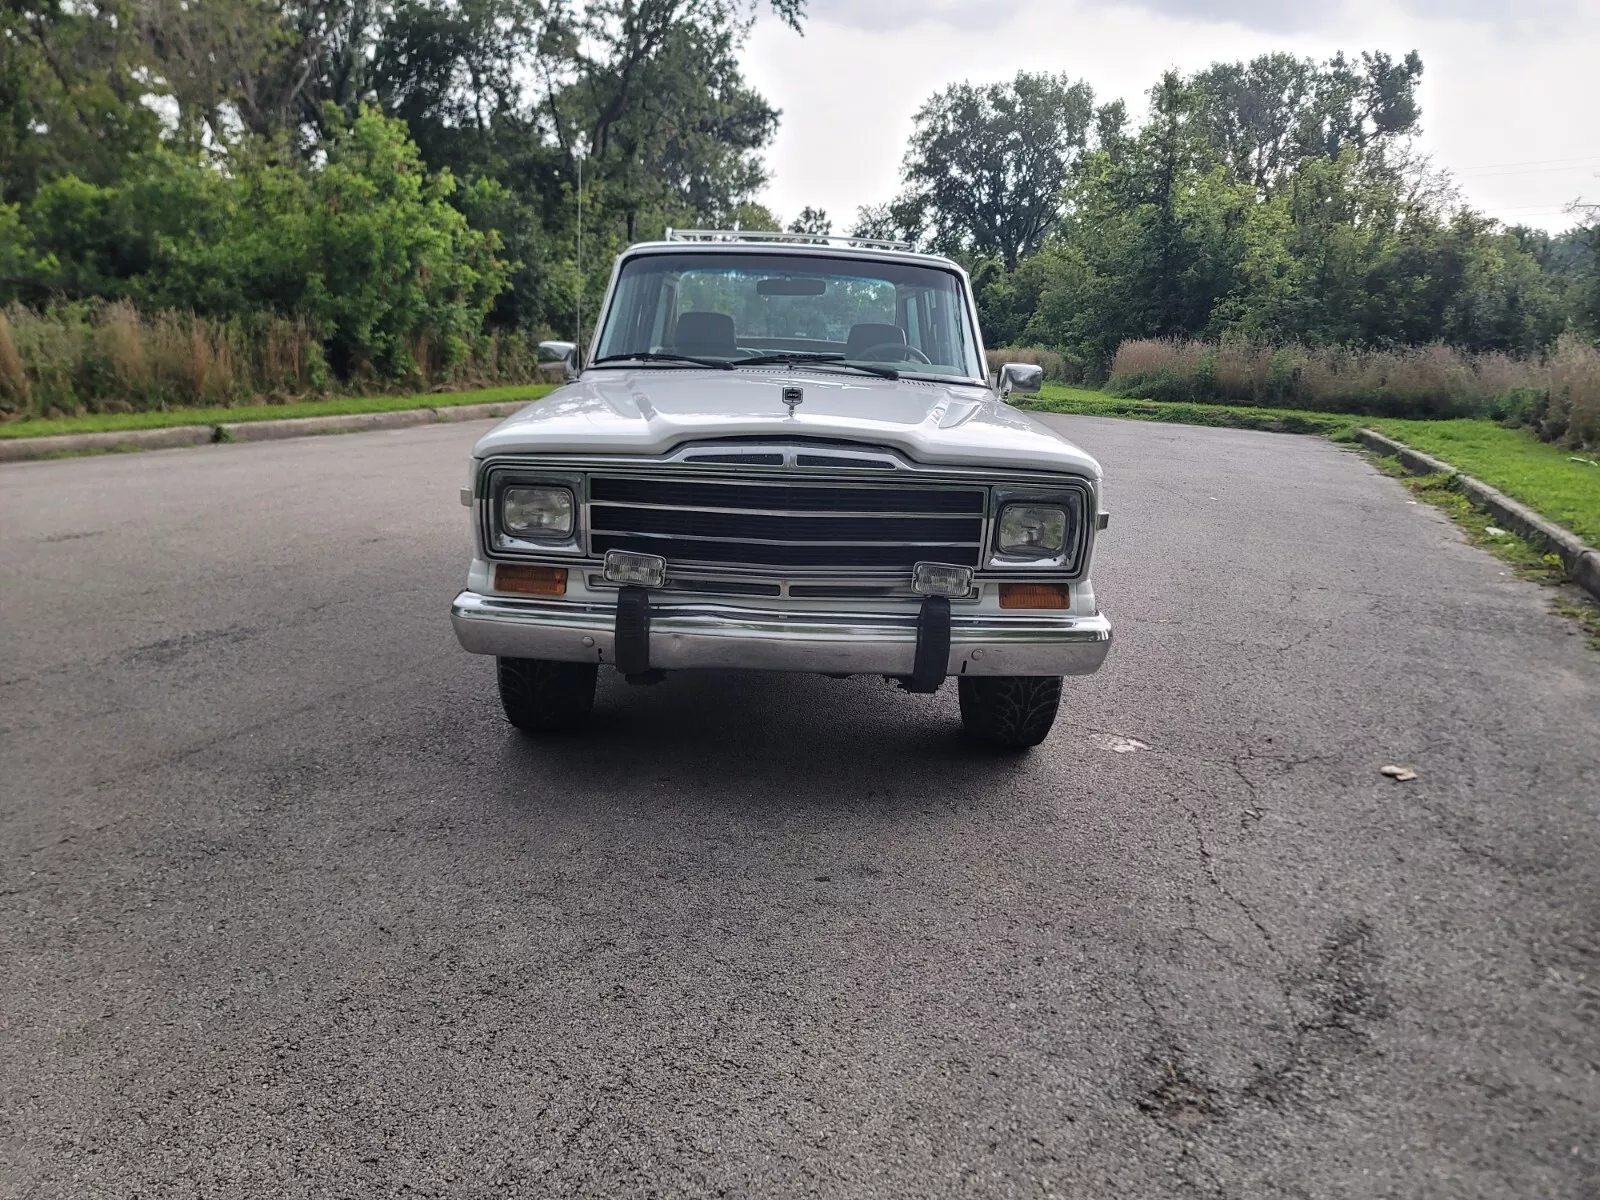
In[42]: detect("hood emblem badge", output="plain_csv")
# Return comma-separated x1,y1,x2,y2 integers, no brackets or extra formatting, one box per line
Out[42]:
781,386,804,416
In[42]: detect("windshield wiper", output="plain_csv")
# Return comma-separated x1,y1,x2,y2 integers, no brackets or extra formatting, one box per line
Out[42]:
732,352,900,380
590,351,734,370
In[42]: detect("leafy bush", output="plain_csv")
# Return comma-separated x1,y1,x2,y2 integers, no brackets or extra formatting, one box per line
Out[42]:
11,108,510,386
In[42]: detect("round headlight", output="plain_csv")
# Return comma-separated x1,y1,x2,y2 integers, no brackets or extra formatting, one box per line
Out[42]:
502,485,574,540
997,504,1067,556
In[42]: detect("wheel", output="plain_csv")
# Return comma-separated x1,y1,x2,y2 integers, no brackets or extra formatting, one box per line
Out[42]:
958,675,1063,748
496,657,597,732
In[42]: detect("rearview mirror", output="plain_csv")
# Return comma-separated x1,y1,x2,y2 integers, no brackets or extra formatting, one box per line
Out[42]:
998,362,1044,399
538,340,579,382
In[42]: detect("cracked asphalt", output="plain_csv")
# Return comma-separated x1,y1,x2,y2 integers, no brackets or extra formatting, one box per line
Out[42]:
2,414,1598,1198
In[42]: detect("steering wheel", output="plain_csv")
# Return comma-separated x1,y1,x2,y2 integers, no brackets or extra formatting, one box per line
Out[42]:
855,342,933,365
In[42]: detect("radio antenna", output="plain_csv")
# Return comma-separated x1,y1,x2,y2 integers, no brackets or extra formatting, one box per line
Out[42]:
574,150,583,363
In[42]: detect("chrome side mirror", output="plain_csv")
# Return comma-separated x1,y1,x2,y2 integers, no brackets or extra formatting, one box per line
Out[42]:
538,340,579,382
998,362,1044,399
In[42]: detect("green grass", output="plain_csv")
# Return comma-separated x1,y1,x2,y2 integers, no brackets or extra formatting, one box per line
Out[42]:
0,383,556,440
1365,419,1600,546
1020,384,1361,437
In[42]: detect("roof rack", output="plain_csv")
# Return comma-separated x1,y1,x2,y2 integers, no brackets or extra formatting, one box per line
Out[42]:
664,228,914,252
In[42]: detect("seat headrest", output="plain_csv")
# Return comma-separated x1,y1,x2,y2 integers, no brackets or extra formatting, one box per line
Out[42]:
846,323,907,358
673,311,737,358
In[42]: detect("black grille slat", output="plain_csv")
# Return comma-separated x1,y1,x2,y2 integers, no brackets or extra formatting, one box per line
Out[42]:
591,506,978,543
590,477,983,515
683,453,785,465
794,454,894,469
593,534,980,569
587,474,987,572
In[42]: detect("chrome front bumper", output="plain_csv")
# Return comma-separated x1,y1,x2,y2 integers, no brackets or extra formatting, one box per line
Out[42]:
450,591,1112,677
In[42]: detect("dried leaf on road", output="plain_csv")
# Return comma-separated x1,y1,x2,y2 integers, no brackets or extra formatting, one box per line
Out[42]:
1381,764,1418,782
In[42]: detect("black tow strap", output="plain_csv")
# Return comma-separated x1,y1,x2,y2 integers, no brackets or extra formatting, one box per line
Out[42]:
905,596,951,694
614,587,651,675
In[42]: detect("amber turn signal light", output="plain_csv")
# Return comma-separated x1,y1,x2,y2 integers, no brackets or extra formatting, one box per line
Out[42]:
999,582,1070,610
495,564,567,596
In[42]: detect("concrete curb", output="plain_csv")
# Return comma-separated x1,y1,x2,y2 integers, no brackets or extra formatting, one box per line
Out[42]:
218,408,436,442
0,400,533,464
0,424,217,463
1358,428,1600,604
428,401,528,424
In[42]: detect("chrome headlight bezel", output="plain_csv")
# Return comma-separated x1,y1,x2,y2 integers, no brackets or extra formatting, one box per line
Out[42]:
988,485,1089,571
483,467,586,556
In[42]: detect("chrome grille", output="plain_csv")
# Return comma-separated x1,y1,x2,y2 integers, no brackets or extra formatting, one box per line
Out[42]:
587,475,986,571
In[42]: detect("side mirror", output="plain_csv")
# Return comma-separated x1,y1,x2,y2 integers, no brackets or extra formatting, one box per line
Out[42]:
538,340,579,382
998,362,1044,399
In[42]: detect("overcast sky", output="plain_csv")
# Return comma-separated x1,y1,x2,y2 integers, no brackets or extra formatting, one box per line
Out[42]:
743,0,1599,234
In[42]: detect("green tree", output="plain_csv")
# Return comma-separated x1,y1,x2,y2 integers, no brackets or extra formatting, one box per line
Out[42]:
137,0,291,146
848,199,921,245
21,109,509,378
1547,211,1600,338
1189,51,1423,196
0,0,165,204
0,202,52,302
539,0,794,240
726,200,779,231
271,106,509,375
1077,72,1251,344
900,71,1096,270
787,206,830,236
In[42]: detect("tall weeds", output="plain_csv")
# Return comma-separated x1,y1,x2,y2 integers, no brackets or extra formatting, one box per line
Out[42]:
0,302,552,422
986,346,1077,383
1541,335,1600,448
1107,337,1600,446
0,311,28,406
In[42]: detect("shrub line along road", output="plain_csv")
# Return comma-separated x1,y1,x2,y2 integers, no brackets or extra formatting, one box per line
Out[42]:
2,415,1598,1197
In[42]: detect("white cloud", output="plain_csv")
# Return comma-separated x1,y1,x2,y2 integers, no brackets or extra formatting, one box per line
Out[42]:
749,0,1600,232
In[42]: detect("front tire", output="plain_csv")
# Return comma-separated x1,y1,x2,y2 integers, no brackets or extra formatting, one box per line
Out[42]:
496,657,597,732
958,675,1063,748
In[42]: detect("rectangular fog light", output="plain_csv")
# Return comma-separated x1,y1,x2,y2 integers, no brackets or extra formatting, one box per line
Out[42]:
604,549,667,588
912,561,974,598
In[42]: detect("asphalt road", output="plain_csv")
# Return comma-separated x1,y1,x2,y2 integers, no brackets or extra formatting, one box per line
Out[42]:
3,415,1598,1199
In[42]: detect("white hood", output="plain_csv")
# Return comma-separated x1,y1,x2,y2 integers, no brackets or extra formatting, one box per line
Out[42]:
472,369,1101,478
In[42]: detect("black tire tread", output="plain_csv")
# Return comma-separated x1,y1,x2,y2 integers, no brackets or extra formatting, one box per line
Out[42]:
496,657,598,732
958,675,1062,748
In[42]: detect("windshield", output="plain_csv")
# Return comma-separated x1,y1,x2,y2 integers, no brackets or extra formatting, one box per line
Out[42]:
592,251,984,380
